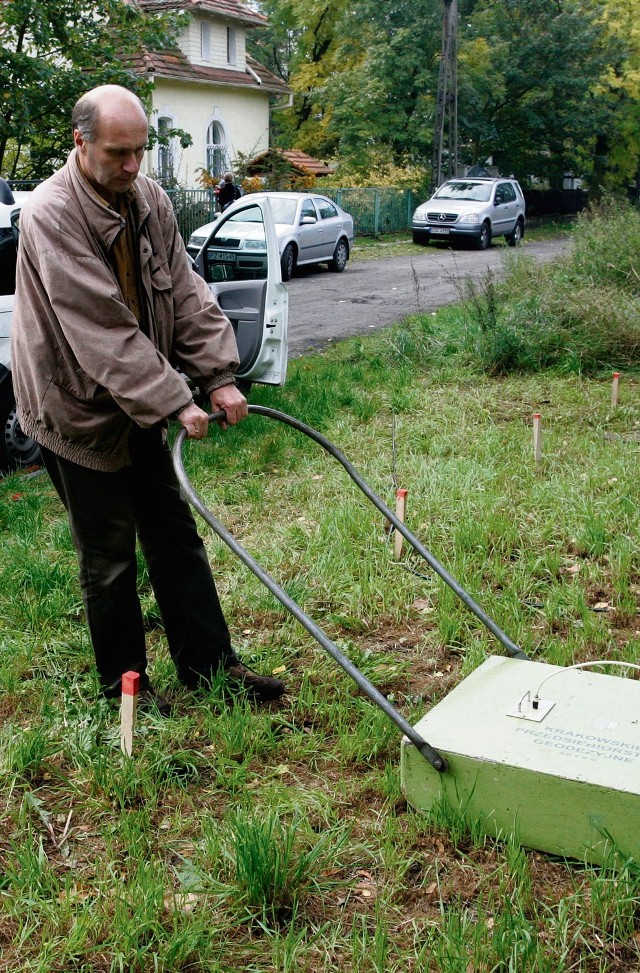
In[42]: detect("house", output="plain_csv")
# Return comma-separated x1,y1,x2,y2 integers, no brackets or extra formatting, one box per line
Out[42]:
244,148,336,187
130,0,291,187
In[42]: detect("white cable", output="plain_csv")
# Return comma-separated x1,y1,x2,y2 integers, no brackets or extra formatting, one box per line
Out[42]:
534,660,640,704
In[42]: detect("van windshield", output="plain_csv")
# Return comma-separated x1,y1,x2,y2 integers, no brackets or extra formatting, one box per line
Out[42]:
434,181,492,202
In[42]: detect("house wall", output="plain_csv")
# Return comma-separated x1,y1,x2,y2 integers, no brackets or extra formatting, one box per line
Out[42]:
145,78,270,187
182,14,247,70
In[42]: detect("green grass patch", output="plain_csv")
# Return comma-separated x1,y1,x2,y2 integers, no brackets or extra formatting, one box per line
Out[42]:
1,208,639,968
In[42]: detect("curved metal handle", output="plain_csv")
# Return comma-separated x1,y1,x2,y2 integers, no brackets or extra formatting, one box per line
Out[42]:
172,409,448,772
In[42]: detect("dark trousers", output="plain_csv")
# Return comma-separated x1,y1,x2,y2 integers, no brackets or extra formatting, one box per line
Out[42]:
41,426,237,696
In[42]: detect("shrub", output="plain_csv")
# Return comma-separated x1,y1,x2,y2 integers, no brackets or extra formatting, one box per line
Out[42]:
457,196,640,375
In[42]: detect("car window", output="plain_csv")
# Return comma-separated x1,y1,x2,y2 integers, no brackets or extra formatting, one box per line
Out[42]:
503,183,516,202
266,197,298,225
434,181,493,202
314,197,338,219
300,199,317,221
203,203,267,282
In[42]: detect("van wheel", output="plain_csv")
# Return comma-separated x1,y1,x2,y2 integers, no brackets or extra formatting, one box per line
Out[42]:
476,222,491,250
280,244,296,281
0,383,41,474
507,219,524,247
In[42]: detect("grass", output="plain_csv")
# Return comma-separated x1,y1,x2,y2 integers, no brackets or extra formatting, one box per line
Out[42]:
351,218,575,261
1,201,639,970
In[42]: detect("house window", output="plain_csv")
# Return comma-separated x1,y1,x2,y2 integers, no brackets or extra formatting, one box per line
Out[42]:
157,116,174,183
206,121,225,176
227,26,236,65
201,22,211,61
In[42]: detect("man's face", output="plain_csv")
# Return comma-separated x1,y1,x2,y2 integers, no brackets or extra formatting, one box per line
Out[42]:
75,101,148,202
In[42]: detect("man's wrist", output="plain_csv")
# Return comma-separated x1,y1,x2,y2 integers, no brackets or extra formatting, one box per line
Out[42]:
169,398,194,420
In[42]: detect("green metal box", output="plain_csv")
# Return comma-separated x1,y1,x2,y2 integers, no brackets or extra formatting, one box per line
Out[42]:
401,656,640,863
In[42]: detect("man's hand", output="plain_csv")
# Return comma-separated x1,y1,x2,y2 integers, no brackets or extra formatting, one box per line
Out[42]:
176,402,211,439
210,384,248,429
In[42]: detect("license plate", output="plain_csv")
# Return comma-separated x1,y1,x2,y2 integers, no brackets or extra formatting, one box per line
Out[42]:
430,227,450,235
208,249,235,262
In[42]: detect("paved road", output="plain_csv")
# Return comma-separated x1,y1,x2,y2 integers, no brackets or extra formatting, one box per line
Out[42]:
286,238,570,357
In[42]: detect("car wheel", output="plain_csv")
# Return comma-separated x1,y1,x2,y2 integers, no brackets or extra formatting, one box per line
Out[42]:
476,222,491,250
280,244,296,282
0,381,41,474
329,238,349,272
507,219,524,247
412,231,429,246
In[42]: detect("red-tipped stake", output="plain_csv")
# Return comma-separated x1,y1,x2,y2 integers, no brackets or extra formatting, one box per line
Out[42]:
533,414,542,463
611,372,620,409
120,671,140,756
395,488,408,560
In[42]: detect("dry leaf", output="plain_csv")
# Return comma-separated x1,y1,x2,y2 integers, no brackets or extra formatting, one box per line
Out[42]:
272,665,286,675
413,597,434,613
425,881,437,895
163,892,199,914
593,601,610,611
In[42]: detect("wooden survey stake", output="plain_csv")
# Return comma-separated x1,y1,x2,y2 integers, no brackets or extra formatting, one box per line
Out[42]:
394,488,408,560
611,372,620,409
532,413,542,462
120,671,140,756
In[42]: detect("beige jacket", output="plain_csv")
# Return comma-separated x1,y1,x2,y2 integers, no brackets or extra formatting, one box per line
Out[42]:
12,150,239,471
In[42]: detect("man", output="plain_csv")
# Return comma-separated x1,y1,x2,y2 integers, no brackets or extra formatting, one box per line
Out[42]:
11,84,284,713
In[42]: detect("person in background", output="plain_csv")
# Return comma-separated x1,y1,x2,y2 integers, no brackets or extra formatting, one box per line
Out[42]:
11,84,284,714
217,171,242,211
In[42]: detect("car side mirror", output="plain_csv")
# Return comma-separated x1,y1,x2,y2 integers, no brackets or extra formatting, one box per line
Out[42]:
300,215,317,225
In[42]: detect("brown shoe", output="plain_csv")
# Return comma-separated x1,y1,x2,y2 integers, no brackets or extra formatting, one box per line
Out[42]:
224,662,285,701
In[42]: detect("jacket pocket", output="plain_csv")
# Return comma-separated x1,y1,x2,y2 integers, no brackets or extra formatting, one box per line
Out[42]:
52,359,100,401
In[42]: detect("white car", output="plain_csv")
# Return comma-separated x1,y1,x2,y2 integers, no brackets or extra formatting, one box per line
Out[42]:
0,189,288,473
0,181,41,472
187,191,355,281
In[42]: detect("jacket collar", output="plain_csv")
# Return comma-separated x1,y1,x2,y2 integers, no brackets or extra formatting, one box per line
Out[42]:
64,148,151,250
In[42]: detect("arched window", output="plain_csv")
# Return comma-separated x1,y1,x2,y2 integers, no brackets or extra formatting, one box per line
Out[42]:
206,120,226,177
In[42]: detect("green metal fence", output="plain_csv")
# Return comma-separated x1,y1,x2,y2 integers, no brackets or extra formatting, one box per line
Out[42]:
322,187,417,237
167,186,419,244
166,187,218,243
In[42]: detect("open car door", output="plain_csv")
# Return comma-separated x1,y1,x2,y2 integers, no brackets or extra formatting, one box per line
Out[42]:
192,195,288,389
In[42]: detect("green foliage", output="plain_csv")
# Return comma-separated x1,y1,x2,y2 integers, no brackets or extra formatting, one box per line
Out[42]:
0,0,186,179
420,197,640,375
251,0,639,192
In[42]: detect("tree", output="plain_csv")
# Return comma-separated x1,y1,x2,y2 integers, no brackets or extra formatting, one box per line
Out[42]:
589,0,640,194
458,0,612,186
0,0,186,179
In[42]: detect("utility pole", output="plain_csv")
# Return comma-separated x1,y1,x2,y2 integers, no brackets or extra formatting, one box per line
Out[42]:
431,0,458,190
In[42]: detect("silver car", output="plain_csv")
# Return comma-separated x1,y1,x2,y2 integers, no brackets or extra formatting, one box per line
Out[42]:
187,191,355,281
412,177,526,250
